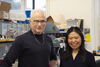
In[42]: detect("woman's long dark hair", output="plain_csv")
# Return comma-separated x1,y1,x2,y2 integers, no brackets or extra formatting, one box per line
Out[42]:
62,27,87,62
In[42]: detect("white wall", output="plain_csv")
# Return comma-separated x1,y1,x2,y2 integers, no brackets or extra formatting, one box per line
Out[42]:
46,0,99,52
93,0,100,51
46,0,92,28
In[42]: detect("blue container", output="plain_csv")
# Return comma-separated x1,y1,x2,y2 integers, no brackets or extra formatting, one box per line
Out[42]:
25,10,31,18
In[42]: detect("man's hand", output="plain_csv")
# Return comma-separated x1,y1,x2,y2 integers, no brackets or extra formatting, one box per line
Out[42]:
49,60,57,67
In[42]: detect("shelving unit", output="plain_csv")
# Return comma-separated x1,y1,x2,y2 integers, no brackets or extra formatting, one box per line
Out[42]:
0,19,30,62
0,40,12,61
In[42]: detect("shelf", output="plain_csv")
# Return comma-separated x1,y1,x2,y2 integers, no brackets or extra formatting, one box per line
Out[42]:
0,39,15,42
0,19,12,22
47,33,66,38
93,53,100,56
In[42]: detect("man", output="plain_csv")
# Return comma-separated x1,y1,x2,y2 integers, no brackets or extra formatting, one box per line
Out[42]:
1,9,57,67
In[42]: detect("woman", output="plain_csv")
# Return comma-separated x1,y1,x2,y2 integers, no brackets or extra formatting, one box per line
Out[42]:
60,27,96,67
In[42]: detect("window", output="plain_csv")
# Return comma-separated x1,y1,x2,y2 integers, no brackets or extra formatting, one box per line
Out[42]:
3,0,21,10
26,0,33,10
35,0,46,10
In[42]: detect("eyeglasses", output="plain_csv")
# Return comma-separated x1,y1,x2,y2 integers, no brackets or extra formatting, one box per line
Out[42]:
31,20,47,23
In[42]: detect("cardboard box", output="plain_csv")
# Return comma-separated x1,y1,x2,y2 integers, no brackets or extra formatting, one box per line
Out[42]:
52,14,67,29
0,1,11,12
0,11,9,19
